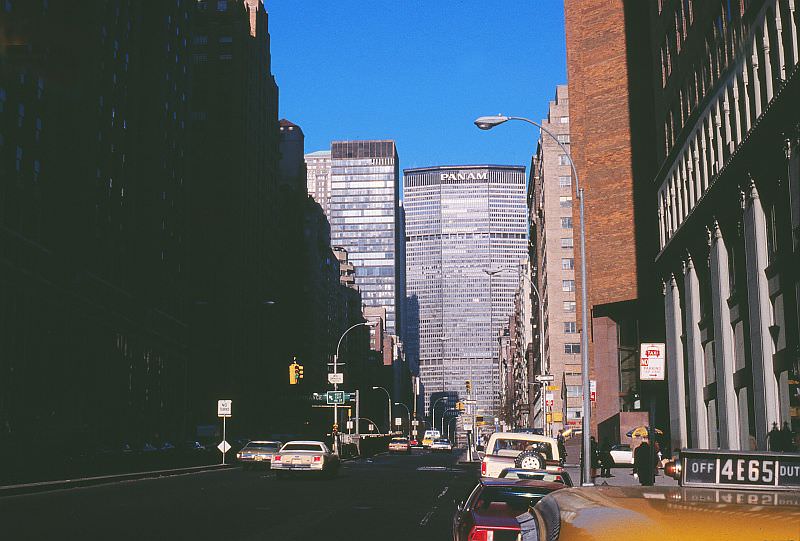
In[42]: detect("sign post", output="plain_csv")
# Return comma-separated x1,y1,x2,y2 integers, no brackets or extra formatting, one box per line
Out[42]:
217,399,232,465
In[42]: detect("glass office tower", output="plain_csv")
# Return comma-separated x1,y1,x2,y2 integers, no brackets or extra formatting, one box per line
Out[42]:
329,141,403,337
404,165,527,417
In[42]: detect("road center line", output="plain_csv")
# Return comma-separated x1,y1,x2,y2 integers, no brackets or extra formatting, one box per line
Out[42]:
419,510,435,526
437,486,449,499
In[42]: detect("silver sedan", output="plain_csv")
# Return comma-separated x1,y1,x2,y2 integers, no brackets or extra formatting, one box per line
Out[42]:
271,441,340,478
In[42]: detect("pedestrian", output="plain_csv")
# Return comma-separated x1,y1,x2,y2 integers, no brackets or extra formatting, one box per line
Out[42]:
590,436,600,479
633,440,657,486
599,438,612,478
767,422,781,451
779,421,795,452
557,430,567,462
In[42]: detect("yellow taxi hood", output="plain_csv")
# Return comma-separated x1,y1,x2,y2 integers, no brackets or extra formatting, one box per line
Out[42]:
537,486,800,541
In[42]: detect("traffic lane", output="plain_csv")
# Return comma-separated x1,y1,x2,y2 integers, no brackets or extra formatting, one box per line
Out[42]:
0,448,479,541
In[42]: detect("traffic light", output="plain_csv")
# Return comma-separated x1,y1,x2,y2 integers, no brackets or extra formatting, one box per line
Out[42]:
296,363,304,381
465,380,472,394
456,401,465,411
289,362,299,385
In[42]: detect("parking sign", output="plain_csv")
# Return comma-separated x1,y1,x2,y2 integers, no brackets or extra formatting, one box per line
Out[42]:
640,343,666,380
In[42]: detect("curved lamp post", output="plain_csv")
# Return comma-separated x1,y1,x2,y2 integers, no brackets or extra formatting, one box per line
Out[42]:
394,402,411,436
372,386,392,434
475,114,591,486
333,321,377,453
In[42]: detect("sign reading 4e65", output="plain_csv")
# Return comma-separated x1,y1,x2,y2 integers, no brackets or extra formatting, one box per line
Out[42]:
639,343,666,381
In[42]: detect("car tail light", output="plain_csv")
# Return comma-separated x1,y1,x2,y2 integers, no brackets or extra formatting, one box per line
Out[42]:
481,460,487,476
313,456,322,462
273,455,281,462
469,526,519,541
664,459,681,480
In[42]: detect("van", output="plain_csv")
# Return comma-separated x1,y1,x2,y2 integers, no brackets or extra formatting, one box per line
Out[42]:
421,430,441,448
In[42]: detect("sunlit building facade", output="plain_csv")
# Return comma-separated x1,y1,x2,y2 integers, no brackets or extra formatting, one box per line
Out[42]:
404,166,528,418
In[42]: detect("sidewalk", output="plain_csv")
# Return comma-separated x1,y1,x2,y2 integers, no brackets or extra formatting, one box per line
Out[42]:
562,435,677,487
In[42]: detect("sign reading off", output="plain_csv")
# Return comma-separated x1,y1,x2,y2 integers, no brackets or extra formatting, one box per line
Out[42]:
682,450,800,491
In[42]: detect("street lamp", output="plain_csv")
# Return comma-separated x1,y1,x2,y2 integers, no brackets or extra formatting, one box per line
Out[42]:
475,114,592,486
333,321,377,453
372,386,393,434
431,396,448,434
484,267,547,435
394,402,411,436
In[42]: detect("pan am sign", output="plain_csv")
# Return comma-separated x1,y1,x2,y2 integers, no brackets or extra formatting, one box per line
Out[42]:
640,343,666,381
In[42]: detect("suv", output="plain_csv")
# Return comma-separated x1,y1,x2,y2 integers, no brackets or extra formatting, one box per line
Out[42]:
480,432,562,478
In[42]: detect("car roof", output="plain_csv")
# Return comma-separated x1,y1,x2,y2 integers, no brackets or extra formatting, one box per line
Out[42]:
489,432,557,443
247,440,281,444
282,440,325,445
480,478,565,491
543,487,800,539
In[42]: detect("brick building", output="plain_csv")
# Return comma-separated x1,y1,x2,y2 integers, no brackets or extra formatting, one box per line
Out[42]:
563,0,662,441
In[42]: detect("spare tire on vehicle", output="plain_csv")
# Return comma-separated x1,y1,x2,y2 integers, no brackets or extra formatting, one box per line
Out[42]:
514,450,546,470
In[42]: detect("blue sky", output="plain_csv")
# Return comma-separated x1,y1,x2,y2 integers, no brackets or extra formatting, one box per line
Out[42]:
268,1,566,176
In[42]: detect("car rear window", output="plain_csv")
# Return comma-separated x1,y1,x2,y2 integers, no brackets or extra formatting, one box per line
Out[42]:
391,438,408,443
472,485,556,513
491,439,553,460
281,443,323,452
244,443,279,450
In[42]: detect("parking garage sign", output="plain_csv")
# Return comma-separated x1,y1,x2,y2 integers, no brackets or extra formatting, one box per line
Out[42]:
640,343,666,381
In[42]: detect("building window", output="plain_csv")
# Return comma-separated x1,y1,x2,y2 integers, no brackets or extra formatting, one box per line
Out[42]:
558,176,571,188
557,134,570,143
561,258,574,270
219,36,233,43
216,0,227,10
565,343,581,354
559,154,570,166
562,280,575,292
564,301,576,312
559,116,569,124
219,53,233,60
559,196,572,208
560,237,573,249
192,35,208,45
561,217,573,229
566,385,582,397
564,322,577,333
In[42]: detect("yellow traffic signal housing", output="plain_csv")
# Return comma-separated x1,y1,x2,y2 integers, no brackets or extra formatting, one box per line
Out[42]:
465,380,472,394
296,363,304,380
456,401,465,411
289,362,298,385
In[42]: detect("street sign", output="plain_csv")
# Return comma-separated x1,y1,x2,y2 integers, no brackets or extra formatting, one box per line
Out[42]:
328,373,344,385
590,380,597,402
217,399,232,418
535,374,555,383
346,420,354,430
412,420,419,426
217,440,231,453
395,417,402,427
640,343,666,380
463,422,473,431
546,385,559,391
368,424,375,431
326,390,345,405
545,393,554,407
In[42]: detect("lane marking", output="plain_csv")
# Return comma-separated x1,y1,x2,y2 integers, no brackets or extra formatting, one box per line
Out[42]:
437,486,449,499
419,510,434,526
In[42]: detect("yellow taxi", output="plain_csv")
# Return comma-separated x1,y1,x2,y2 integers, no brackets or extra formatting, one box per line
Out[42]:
519,449,800,540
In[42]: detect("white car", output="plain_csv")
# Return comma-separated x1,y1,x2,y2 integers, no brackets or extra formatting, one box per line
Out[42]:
609,444,634,465
481,432,562,478
430,438,452,452
271,441,340,478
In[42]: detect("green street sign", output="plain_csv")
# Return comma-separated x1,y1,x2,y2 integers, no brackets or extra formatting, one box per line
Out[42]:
326,391,346,405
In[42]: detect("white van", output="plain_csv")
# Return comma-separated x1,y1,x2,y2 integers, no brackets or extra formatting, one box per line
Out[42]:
422,429,441,448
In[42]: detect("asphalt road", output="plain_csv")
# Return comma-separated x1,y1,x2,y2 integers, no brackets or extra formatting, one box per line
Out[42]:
0,449,478,540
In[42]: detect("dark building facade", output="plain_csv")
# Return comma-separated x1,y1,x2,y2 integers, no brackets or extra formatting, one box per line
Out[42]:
1,0,193,456
648,0,800,451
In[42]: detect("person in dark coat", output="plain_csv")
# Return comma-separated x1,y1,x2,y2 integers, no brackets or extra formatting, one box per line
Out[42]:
633,441,656,486
780,421,795,451
767,422,781,451
599,438,613,478
590,436,600,478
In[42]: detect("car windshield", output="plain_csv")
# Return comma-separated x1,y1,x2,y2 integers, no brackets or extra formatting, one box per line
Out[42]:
281,443,323,452
473,485,556,512
244,443,279,451
491,439,553,460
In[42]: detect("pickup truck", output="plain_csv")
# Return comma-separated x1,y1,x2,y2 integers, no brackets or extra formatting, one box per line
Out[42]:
480,432,563,478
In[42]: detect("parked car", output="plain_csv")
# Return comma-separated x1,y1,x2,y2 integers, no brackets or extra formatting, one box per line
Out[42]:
609,443,634,466
452,478,565,541
271,441,340,478
498,467,574,487
388,437,411,454
237,440,282,469
481,432,562,478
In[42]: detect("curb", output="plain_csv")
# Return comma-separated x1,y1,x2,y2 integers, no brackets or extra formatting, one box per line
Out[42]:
0,463,236,497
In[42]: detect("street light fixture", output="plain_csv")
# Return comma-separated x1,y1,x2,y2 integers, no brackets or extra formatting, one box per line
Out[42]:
394,402,411,436
484,267,547,435
372,386,393,434
431,396,448,434
475,114,592,486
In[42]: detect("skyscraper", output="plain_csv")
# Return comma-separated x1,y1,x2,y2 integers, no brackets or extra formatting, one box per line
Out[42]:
305,150,332,217
530,85,583,434
329,140,403,337
404,166,528,417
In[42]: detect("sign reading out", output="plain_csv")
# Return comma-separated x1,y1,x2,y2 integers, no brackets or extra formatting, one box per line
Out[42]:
640,343,666,381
